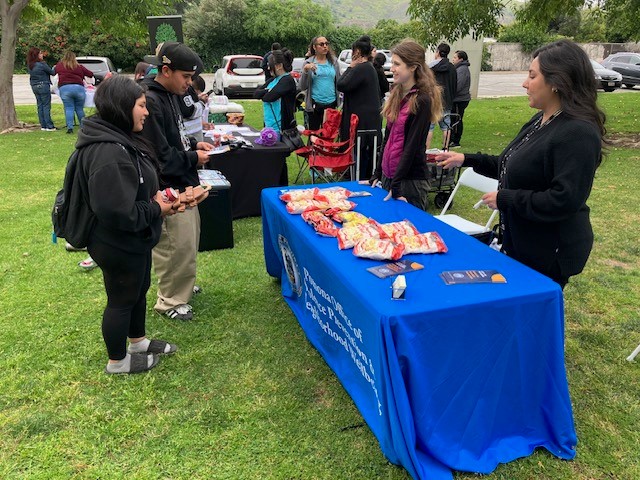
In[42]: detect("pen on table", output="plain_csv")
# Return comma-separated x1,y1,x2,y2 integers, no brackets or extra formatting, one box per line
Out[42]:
473,199,484,209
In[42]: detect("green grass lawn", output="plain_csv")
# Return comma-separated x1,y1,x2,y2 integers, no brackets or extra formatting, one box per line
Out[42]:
0,94,638,479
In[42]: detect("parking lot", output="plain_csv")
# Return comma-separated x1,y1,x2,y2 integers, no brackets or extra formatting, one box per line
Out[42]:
11,71,637,105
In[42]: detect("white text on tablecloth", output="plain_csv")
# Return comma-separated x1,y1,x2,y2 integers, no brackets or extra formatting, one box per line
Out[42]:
303,268,382,415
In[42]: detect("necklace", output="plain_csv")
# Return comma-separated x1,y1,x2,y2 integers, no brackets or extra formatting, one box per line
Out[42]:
496,109,563,242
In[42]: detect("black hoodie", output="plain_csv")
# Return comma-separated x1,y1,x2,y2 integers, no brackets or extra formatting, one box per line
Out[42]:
140,77,199,189
76,116,163,253
431,57,457,111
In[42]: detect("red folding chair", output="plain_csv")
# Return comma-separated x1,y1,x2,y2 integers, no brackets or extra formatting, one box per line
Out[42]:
307,114,359,184
293,108,342,183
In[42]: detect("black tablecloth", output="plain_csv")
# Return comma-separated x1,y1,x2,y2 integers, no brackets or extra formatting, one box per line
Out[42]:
205,126,290,218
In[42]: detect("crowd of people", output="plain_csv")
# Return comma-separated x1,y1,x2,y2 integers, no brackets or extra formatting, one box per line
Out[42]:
31,35,604,374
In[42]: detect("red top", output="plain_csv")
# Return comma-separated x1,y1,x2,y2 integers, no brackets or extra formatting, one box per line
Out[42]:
55,62,94,87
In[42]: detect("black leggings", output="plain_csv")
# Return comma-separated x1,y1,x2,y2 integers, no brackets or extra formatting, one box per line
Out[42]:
307,101,337,131
88,241,151,360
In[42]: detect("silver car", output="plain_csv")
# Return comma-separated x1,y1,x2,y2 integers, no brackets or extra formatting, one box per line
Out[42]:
591,60,622,92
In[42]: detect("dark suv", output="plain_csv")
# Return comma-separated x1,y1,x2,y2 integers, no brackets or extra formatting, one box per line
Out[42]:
601,52,640,89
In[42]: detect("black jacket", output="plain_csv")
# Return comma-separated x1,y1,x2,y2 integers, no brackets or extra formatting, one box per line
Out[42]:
337,62,382,141
431,58,457,111
76,116,162,253
140,77,199,189
373,90,431,198
254,73,297,131
464,112,600,279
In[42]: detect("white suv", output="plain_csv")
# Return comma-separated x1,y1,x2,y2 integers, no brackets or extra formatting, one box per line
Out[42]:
213,55,265,97
76,56,118,84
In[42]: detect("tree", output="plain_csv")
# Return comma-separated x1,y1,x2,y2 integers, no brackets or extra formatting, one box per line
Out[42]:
408,0,640,45
244,0,334,55
407,0,503,46
0,0,169,131
184,0,254,68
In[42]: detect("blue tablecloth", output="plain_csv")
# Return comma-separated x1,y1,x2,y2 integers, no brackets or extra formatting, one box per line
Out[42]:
261,182,577,480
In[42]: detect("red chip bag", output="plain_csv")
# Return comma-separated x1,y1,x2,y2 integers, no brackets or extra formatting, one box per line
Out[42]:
337,223,382,250
314,186,351,203
301,211,338,237
353,238,405,261
394,231,448,254
286,199,330,214
323,200,356,216
379,220,419,238
279,187,319,202
330,211,369,225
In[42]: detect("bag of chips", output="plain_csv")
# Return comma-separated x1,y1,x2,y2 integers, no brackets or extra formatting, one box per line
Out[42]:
314,186,351,203
353,238,405,261
394,231,448,254
337,222,382,250
378,220,419,238
301,211,339,237
285,199,330,214
279,187,319,202
330,211,369,225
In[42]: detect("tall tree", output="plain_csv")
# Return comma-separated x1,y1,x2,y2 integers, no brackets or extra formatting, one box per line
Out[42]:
0,0,168,131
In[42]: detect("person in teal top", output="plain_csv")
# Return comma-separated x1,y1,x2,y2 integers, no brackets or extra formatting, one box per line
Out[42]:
254,49,297,139
300,36,342,130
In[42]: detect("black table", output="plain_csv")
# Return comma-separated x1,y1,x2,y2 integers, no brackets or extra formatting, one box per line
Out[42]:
205,125,290,218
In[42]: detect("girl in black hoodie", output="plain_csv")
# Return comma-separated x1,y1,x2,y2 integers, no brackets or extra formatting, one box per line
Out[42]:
76,76,179,374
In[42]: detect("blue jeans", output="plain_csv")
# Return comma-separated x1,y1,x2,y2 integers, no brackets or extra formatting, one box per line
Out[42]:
31,83,54,129
59,84,86,130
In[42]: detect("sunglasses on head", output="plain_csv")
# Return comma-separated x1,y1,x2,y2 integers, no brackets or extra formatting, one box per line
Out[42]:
316,42,330,47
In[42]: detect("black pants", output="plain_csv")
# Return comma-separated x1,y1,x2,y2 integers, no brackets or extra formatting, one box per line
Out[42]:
307,101,337,131
88,241,151,360
451,101,469,144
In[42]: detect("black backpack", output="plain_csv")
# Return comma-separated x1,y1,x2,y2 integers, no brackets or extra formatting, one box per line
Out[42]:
52,149,96,248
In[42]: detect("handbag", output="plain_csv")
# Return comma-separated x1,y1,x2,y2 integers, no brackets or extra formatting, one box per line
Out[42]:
268,102,303,152
280,124,304,152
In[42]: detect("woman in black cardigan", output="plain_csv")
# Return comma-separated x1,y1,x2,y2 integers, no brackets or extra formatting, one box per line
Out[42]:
337,35,382,180
437,40,605,288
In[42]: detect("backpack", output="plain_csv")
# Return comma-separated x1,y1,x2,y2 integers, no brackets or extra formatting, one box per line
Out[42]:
52,149,96,248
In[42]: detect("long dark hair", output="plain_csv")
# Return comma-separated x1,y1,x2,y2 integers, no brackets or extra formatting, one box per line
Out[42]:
533,40,606,142
308,36,335,64
269,48,294,73
27,47,41,70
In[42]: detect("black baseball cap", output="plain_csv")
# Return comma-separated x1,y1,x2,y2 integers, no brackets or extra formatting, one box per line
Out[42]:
145,42,203,74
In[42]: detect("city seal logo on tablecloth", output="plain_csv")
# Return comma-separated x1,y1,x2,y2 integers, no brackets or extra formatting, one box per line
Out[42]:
278,234,302,296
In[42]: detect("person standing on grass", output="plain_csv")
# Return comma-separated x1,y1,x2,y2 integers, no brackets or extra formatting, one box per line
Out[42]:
55,50,94,134
27,47,56,131
369,41,443,210
337,35,382,181
77,76,183,374
300,36,341,131
426,43,457,150
140,42,213,321
436,39,605,288
449,50,471,148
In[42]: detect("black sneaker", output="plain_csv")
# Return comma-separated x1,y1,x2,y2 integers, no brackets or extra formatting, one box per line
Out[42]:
66,128,73,134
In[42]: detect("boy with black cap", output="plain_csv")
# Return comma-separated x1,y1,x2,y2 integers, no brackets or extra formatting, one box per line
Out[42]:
140,42,213,321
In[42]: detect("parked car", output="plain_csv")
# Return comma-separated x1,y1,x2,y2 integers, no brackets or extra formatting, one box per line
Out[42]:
601,52,640,89
338,49,393,83
590,60,622,92
337,49,352,74
76,56,118,84
291,57,305,91
213,55,265,97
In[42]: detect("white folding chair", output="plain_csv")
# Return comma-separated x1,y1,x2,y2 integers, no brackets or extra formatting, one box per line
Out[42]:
627,342,640,362
434,167,499,236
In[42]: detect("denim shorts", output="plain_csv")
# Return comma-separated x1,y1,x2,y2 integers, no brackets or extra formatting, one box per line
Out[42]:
430,110,451,131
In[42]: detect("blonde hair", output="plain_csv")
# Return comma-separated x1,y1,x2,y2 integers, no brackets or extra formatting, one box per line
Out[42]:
61,50,78,70
382,41,443,124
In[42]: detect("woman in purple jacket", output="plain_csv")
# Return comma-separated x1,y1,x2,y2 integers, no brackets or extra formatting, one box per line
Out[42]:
370,41,443,210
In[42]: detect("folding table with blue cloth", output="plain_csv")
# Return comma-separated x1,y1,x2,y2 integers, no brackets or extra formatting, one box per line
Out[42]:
261,181,577,480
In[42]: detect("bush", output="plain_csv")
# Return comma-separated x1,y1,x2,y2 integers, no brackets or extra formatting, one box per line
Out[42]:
497,22,556,53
